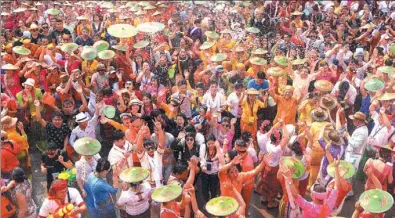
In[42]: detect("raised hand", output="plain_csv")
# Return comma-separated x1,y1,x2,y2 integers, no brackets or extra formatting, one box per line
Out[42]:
34,100,40,107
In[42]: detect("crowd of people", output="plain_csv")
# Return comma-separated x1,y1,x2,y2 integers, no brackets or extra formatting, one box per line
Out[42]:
1,0,395,218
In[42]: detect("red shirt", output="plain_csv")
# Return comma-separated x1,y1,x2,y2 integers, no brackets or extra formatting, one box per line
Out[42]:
1,143,21,173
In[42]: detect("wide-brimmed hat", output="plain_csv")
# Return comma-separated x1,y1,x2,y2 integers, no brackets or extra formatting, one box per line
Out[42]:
325,129,343,145
46,8,60,15
246,88,260,95
281,157,306,179
314,80,333,92
170,96,181,105
359,189,394,214
326,160,355,179
200,41,215,50
152,184,182,203
274,56,289,66
1,63,19,70
98,50,115,60
29,23,39,29
13,46,31,56
221,29,233,34
246,27,260,34
235,46,245,52
251,48,268,55
61,43,78,53
205,196,239,217
93,40,110,52
74,137,101,156
103,105,116,118
205,31,219,39
320,95,338,110
22,78,35,87
377,66,395,74
1,116,17,129
75,112,89,123
249,57,267,66
373,145,395,155
112,44,127,52
310,108,328,122
120,167,149,183
377,93,395,101
267,66,284,77
81,46,97,60
291,11,303,16
120,113,133,119
364,78,384,92
349,112,367,123
133,40,149,49
293,58,307,65
135,10,146,15
210,53,227,62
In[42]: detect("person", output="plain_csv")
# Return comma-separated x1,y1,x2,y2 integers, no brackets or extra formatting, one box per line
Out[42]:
1,130,21,180
38,178,87,218
1,167,37,218
69,103,100,147
363,145,393,191
116,179,151,218
200,135,221,202
41,142,73,190
87,158,120,217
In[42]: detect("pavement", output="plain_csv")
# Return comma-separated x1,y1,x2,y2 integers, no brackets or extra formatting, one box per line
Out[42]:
30,145,394,218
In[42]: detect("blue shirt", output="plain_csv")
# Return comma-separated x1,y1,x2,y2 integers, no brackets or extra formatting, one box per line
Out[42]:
87,173,117,205
247,79,269,90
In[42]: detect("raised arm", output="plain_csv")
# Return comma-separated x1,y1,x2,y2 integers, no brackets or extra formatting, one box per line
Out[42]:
34,100,47,127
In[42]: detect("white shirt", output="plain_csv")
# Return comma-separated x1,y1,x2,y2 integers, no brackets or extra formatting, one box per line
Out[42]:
39,188,84,218
293,73,316,97
366,112,395,150
257,132,269,154
202,92,226,113
138,147,164,188
69,114,98,146
108,142,135,171
331,79,357,106
346,125,369,155
117,182,151,216
227,92,242,118
266,142,282,167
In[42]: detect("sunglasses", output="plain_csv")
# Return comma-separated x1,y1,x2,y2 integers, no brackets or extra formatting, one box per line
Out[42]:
42,26,49,29
186,138,194,142
145,145,157,151
222,124,230,128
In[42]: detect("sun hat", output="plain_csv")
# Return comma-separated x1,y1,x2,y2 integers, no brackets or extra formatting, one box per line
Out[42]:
81,47,97,61
120,167,149,183
61,43,79,53
359,189,394,214
349,112,367,123
205,196,239,217
281,157,305,179
152,184,183,203
325,129,343,145
310,108,329,122
326,160,355,179
102,105,116,118
210,53,227,62
133,40,150,49
152,11,162,16
1,116,17,129
364,78,385,92
22,78,35,87
267,66,284,77
291,11,303,16
93,40,110,52
1,63,19,70
200,41,215,50
143,5,156,10
314,80,333,92
221,29,233,34
251,48,268,55
12,46,31,56
205,31,220,39
74,137,101,156
46,8,60,15
135,10,146,15
274,56,289,66
98,50,115,60
373,145,395,155
377,93,395,101
249,57,267,66
120,113,133,119
377,66,395,74
246,88,260,95
129,98,143,106
29,23,39,29
75,112,89,123
246,27,260,34
320,95,338,110
293,58,307,65
112,44,127,52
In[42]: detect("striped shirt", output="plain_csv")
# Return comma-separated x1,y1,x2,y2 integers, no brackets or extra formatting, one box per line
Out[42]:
117,183,151,216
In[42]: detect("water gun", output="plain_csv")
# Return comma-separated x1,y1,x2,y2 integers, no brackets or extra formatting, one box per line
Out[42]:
48,204,77,218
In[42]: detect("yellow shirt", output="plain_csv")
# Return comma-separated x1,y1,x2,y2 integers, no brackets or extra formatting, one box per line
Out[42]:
76,24,94,36
82,60,99,87
6,129,29,150
310,121,330,151
298,100,313,125
240,98,266,124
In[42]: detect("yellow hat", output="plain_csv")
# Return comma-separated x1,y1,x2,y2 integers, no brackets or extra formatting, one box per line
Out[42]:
22,39,31,44
284,85,295,92
47,44,54,49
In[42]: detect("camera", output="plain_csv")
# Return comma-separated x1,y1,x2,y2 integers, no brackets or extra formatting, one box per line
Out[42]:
206,160,212,171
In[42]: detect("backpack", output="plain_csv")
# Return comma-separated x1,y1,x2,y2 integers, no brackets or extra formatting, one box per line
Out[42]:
1,193,16,218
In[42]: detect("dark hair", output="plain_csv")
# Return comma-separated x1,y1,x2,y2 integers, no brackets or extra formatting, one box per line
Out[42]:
312,183,326,193
241,131,252,142
185,125,197,134
379,148,392,163
234,139,246,148
221,117,230,123
46,141,58,150
209,80,217,86
96,158,111,173
113,131,125,141
206,134,216,142
194,19,202,24
151,109,164,118
142,92,152,100
257,71,266,79
177,79,187,86
11,167,27,183
290,139,303,156
51,111,64,120
173,161,188,175
143,139,156,148
270,129,283,143
385,59,393,67
227,150,242,171
185,132,196,141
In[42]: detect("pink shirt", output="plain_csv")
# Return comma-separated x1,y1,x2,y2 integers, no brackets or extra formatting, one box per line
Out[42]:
296,189,338,218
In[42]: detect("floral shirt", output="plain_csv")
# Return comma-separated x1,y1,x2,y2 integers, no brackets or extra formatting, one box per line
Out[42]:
295,189,339,218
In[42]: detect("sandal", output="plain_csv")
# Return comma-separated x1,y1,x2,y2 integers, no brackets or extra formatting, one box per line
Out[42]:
267,200,279,209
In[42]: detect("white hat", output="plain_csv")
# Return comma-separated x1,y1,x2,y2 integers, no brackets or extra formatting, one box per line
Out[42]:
391,12,395,20
75,112,89,123
355,48,364,56
22,78,35,87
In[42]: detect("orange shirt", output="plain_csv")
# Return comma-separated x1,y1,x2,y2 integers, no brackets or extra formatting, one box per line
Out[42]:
1,142,21,173
3,53,17,65
219,169,256,198
6,129,29,150
273,95,297,125
160,202,181,218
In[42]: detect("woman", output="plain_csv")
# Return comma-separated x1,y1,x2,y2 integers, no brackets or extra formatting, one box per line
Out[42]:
363,145,393,191
200,135,221,203
136,62,154,92
128,98,142,118
190,105,209,135
212,117,236,150
3,168,37,218
240,88,267,144
146,76,166,104
87,158,120,217
173,132,204,163
1,64,22,99
46,65,61,89
1,131,21,180
91,14,104,35
141,93,157,116
82,58,99,88
75,154,101,217
23,62,48,90
132,54,144,76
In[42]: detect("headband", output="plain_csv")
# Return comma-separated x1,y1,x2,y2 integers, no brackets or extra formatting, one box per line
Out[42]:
310,186,327,201
51,180,68,192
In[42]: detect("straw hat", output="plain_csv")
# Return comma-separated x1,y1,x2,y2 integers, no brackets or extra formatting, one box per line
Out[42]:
112,44,127,52
206,196,239,217
29,23,39,30
129,98,143,106
246,27,260,34
364,78,384,93
1,116,17,129
251,48,268,55
377,93,395,101
249,57,267,66
200,41,215,50
205,31,220,39
310,108,328,122
314,80,333,92
1,63,19,70
325,129,343,145
74,137,102,156
349,112,367,123
210,53,227,62
120,167,149,183
22,78,35,87
152,184,182,203
291,11,303,16
359,189,394,214
274,56,289,66
320,95,338,110
246,88,260,95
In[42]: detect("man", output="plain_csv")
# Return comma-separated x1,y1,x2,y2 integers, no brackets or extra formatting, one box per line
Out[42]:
41,142,73,190
69,103,100,147
74,27,94,46
269,85,303,125
247,71,269,92
38,179,86,218
172,79,195,119
29,23,44,44
108,131,134,172
187,18,202,41
91,64,109,92
50,19,71,45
